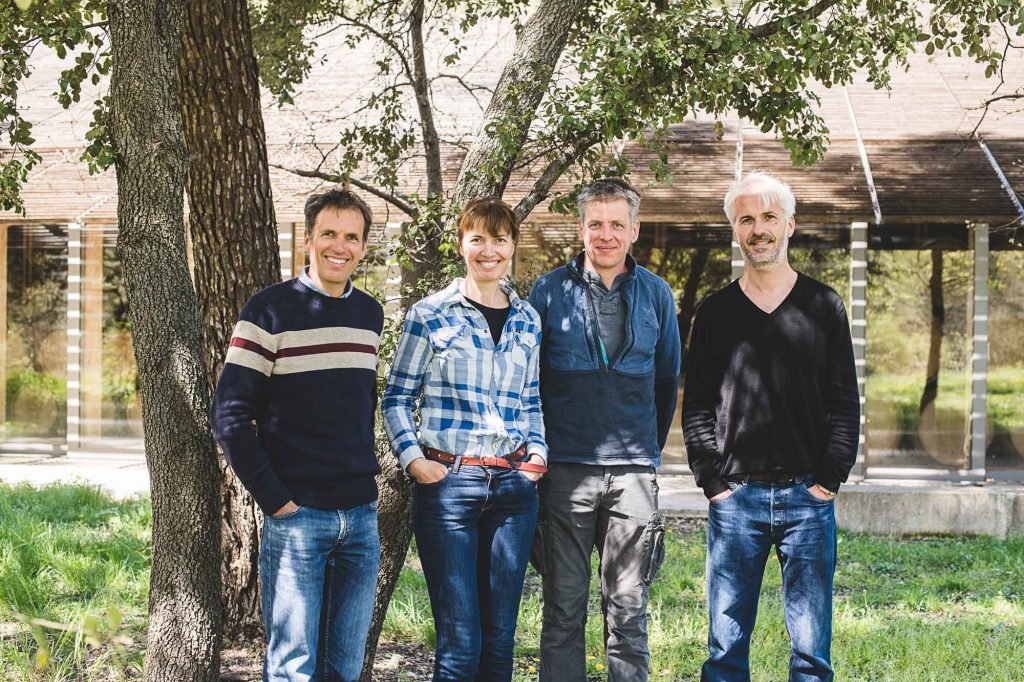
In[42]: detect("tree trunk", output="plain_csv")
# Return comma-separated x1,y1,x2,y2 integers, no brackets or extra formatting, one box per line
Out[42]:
678,247,709,369
919,248,944,415
452,0,588,204
107,1,222,680
177,0,281,641
360,441,415,682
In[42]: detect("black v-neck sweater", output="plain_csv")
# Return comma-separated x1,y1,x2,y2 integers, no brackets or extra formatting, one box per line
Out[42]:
682,273,860,499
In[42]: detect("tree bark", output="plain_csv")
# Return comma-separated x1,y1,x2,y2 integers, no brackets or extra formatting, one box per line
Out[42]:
107,1,222,679
678,247,709,368
919,248,944,415
452,0,588,204
360,441,415,682
177,0,281,641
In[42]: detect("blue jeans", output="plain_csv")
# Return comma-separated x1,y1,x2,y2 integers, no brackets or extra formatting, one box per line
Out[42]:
259,501,380,682
703,478,837,682
414,465,539,682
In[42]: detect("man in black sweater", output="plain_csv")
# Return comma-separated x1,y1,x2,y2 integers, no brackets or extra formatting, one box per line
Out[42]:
682,172,859,682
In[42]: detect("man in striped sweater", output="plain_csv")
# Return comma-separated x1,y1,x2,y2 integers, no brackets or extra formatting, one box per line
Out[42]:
212,189,384,682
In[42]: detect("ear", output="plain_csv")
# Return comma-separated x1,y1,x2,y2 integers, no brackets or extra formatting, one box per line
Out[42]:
786,216,796,237
630,220,641,244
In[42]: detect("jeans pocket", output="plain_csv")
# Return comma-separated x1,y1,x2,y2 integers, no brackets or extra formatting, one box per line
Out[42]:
417,469,451,487
529,519,551,575
800,482,834,505
710,482,741,506
516,468,540,485
643,512,666,585
269,506,303,520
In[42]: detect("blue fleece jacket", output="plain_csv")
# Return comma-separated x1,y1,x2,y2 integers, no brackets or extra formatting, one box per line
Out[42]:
528,253,681,467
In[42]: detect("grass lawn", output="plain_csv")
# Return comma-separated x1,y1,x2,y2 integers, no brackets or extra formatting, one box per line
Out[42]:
0,483,149,680
2,483,1023,681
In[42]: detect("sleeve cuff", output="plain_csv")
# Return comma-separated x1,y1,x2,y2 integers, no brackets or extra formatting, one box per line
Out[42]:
526,444,547,465
398,445,426,472
815,473,842,493
701,476,730,500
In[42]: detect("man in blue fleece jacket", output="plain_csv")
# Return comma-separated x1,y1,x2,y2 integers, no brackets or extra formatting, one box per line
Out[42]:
211,188,383,682
528,179,680,682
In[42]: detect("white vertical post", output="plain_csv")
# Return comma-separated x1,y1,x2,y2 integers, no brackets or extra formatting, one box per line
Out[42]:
849,222,868,479
279,226,293,281
66,222,82,450
732,128,744,281
968,223,989,475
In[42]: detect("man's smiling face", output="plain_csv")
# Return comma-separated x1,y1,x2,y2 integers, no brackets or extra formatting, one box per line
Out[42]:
306,207,366,295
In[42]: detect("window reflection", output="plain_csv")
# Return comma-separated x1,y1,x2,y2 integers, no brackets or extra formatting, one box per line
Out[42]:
4,225,68,443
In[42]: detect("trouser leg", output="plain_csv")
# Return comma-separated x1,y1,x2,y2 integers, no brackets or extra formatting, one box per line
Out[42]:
414,468,486,682
539,464,601,682
476,469,539,682
702,483,773,682
260,507,334,682
321,501,381,682
777,483,837,682
597,466,660,682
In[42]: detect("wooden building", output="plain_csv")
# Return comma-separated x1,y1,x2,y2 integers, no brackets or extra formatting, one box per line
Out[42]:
2,34,1022,481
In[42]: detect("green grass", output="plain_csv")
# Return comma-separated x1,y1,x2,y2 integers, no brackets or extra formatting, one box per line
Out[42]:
3,484,1022,680
384,523,1024,681
0,482,149,680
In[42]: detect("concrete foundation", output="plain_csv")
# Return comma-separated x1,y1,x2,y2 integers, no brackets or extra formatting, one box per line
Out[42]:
658,475,1024,540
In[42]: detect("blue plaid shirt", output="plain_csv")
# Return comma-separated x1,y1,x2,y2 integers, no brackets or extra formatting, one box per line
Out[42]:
382,279,547,470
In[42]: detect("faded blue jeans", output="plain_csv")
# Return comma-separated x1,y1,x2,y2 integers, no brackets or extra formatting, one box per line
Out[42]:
414,464,538,682
703,478,837,682
259,500,380,682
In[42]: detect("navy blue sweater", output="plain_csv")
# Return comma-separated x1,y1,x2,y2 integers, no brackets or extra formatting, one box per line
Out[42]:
211,278,383,514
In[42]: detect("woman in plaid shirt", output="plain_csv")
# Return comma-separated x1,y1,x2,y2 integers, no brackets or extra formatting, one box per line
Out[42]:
383,198,547,682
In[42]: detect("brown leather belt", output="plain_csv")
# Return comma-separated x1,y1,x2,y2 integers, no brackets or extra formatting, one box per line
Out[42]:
424,446,548,474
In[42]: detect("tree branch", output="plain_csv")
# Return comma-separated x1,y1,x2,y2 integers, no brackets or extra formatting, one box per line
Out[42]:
409,0,443,198
748,0,839,38
513,133,601,222
453,0,589,204
270,163,418,218
337,11,416,84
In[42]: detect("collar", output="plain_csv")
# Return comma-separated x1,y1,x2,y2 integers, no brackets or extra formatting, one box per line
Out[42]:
435,278,526,313
300,267,353,299
568,250,637,283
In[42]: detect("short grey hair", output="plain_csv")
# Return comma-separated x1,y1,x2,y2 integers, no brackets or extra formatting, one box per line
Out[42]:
577,178,641,225
724,171,796,224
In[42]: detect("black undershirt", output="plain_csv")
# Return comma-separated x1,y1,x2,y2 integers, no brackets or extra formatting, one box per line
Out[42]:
467,298,510,345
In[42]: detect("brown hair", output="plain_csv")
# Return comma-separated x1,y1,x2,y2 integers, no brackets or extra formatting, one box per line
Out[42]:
457,198,520,248
304,187,373,242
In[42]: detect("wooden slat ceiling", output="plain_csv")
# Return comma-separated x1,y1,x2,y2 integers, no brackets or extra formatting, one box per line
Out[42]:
3,24,1023,235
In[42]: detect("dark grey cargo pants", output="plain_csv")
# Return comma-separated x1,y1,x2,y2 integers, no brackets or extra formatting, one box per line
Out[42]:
534,463,666,682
